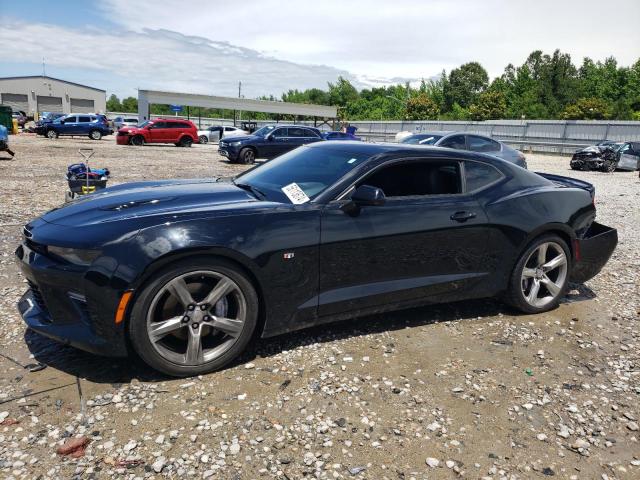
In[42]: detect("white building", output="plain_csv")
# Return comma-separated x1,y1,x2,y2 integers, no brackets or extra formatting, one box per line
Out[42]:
0,76,106,117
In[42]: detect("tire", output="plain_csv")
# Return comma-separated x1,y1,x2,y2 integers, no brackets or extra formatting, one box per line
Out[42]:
128,257,259,377
239,147,256,164
569,161,581,171
504,234,571,314
130,135,144,146
199,135,208,144
602,160,617,173
179,136,193,148
89,130,102,141
46,129,58,139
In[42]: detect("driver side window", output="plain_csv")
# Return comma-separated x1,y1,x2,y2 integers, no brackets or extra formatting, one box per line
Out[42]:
271,128,287,138
439,135,466,150
357,161,462,198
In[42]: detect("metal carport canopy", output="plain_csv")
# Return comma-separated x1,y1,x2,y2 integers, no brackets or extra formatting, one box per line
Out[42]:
137,89,337,121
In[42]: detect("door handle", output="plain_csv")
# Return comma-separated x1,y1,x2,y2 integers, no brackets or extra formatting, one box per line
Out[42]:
450,211,476,222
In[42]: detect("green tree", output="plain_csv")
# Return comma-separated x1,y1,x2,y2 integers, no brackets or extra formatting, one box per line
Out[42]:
468,91,507,120
121,97,138,113
561,97,613,120
444,62,488,109
106,94,122,112
405,93,440,120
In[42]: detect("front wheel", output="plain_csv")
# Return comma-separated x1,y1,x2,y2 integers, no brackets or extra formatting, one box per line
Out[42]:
504,235,570,314
239,147,256,164
130,135,144,146
89,130,102,140
199,135,208,144
128,258,258,377
602,160,617,173
46,129,58,139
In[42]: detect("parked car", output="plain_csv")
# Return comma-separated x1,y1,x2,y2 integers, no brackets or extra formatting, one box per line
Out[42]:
218,124,323,163
401,131,527,168
571,141,639,172
42,114,113,140
112,116,139,131
33,112,66,135
322,131,361,141
198,125,248,144
16,142,617,376
116,118,198,147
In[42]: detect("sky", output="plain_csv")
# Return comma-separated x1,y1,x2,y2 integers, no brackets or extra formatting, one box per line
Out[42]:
1,0,639,99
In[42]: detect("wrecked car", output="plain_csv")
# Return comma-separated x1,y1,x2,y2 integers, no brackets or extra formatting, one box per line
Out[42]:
570,141,640,172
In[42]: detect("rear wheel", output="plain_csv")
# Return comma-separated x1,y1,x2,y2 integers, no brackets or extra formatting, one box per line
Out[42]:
199,135,208,144
239,147,256,164
179,136,193,147
130,135,144,146
128,258,258,377
46,129,58,139
504,234,570,314
89,130,102,140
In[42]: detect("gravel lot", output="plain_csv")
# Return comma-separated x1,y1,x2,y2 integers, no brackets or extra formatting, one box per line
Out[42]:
0,134,638,480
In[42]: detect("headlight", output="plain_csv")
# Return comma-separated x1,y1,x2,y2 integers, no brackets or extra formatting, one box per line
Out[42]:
230,141,242,146
47,246,101,266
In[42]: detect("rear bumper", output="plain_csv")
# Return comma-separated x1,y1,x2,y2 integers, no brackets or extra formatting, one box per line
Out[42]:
570,222,618,284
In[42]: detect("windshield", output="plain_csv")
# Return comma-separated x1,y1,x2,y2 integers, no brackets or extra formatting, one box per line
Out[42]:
402,135,442,145
234,146,370,203
252,125,275,137
138,121,152,128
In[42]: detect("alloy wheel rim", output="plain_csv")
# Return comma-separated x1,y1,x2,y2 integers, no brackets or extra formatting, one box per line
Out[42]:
520,242,568,308
146,270,246,366
91,131,100,140
245,150,255,162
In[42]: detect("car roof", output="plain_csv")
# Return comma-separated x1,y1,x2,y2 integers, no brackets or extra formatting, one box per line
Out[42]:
408,131,454,137
306,140,507,163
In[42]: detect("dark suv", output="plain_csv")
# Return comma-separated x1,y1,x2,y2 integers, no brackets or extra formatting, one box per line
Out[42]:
43,114,113,140
219,124,323,163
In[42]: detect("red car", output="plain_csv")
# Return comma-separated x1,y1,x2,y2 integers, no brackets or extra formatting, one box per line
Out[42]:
116,118,198,147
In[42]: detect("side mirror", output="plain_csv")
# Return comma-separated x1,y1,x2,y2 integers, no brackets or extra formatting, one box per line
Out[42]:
351,185,386,206
267,134,274,141
60,119,66,124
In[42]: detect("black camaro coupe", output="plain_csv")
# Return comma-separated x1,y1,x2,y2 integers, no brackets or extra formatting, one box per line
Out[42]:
16,142,617,376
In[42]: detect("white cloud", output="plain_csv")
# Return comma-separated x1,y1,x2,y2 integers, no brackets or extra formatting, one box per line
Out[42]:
0,22,403,98
100,0,640,79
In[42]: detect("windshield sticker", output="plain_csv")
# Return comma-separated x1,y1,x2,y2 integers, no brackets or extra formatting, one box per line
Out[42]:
281,183,310,204
347,158,358,164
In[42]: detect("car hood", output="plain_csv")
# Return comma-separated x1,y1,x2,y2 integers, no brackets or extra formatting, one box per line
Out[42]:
41,179,258,227
118,126,143,134
220,134,261,143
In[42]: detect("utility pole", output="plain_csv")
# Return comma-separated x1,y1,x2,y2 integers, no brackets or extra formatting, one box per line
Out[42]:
238,81,242,125
42,57,46,77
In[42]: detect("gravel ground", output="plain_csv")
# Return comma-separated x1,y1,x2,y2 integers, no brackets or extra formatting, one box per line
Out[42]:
0,134,638,480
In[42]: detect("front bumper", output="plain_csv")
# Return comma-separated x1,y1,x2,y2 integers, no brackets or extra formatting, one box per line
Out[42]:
116,133,130,145
570,222,618,284
15,241,128,357
218,143,240,161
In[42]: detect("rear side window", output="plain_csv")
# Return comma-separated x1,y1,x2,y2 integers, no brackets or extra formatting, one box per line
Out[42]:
464,161,503,192
358,161,462,197
78,116,91,123
439,135,466,149
288,127,307,138
167,122,187,128
468,135,501,153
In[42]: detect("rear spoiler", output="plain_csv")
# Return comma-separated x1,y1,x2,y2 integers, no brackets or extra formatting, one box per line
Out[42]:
536,172,595,199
